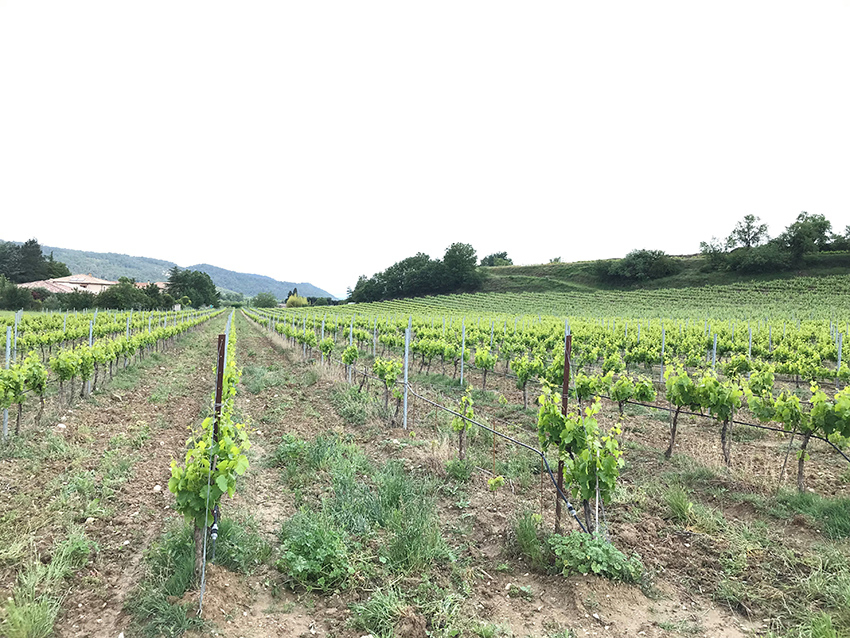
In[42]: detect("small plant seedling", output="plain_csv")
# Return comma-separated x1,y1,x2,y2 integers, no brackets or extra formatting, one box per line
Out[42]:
487,475,505,492
507,584,534,600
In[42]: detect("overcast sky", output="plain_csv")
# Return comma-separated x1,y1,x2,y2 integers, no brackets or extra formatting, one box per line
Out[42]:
1,1,848,298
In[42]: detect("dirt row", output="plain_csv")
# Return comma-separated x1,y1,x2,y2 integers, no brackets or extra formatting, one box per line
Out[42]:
0,314,227,638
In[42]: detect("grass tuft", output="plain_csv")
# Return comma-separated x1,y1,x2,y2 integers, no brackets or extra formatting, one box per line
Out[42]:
350,587,406,638
514,510,548,570
772,491,850,539
330,385,369,424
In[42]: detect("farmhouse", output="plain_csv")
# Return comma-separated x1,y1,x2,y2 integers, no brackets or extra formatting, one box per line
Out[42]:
18,274,168,294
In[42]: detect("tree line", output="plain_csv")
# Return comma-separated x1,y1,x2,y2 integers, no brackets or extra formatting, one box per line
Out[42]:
700,212,850,274
47,268,220,311
346,242,482,303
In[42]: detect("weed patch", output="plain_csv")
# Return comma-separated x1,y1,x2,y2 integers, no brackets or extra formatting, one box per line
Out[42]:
330,385,369,424
772,491,850,539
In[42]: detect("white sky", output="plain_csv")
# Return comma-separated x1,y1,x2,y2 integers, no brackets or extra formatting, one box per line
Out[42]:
1,1,849,299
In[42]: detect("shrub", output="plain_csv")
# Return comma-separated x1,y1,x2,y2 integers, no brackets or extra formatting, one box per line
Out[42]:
276,509,353,591
726,243,791,273
548,532,643,583
445,458,473,482
607,249,682,282
286,295,309,308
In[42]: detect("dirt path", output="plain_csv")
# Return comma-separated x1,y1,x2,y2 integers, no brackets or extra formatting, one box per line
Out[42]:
178,312,347,638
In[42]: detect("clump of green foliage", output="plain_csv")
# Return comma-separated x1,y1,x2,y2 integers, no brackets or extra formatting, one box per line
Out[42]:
548,532,643,583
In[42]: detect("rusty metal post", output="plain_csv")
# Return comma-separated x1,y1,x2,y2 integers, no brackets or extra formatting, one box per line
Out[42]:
213,334,226,442
555,321,571,533
562,320,572,413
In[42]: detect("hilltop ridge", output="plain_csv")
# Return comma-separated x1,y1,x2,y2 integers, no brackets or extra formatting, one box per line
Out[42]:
0,242,335,299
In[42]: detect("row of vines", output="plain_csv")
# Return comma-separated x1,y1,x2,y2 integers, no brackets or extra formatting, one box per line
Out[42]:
0,309,222,438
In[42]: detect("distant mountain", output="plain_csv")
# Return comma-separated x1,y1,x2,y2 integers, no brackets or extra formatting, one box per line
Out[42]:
185,264,333,299
42,245,177,283
1,241,334,299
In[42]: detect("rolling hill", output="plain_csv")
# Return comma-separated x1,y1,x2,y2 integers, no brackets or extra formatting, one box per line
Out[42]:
184,263,332,300
2,242,335,300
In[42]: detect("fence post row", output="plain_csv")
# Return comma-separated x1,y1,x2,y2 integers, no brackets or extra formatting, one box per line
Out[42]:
403,317,411,430
3,327,10,439
712,333,718,370
460,319,466,386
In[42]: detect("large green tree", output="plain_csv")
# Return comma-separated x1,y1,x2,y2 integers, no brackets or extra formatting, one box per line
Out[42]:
442,242,481,290
46,252,72,278
346,243,483,303
166,267,220,307
252,292,277,308
726,214,769,249
0,239,69,284
95,277,150,309
779,211,833,263
480,251,513,266
0,275,36,310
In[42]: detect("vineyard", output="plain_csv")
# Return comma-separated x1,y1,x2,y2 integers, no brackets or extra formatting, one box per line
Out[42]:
1,282,849,638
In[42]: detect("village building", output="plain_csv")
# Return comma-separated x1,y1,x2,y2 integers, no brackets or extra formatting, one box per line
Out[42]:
18,274,167,294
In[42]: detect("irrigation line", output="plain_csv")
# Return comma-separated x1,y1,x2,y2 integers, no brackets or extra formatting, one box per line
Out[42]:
247,310,850,484
407,387,587,533
380,351,850,468
615,397,850,465
247,316,848,391
244,313,589,530
197,418,217,616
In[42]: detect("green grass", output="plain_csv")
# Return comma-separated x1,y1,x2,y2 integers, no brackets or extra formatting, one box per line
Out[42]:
148,383,172,403
514,511,547,570
1,528,96,638
665,485,694,525
127,515,268,637
657,619,704,635
473,621,512,637
101,449,138,486
214,516,271,574
482,252,850,295
241,364,291,395
771,491,850,539
350,587,406,638
445,458,474,482
382,499,449,573
258,399,291,424
276,508,353,592
662,483,725,533
330,385,370,424
275,433,452,592
127,521,204,638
